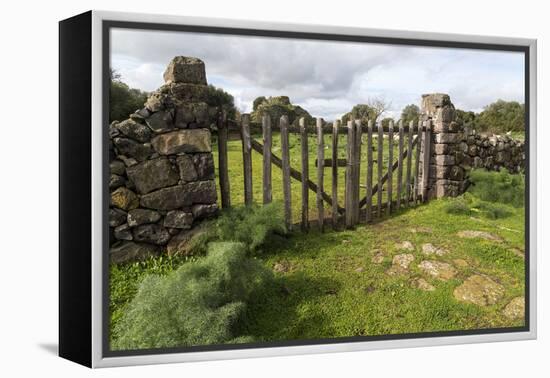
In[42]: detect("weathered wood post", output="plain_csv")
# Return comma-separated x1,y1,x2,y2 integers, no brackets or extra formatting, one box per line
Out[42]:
387,120,394,213
316,118,325,231
365,120,374,222
331,120,340,228
354,120,362,224
262,115,272,204
376,120,383,217
396,120,404,209
280,115,292,230
345,120,356,228
300,118,309,232
241,114,253,205
405,120,414,206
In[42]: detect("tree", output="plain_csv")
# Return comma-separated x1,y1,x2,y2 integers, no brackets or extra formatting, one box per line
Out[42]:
341,104,376,124
205,85,237,120
109,69,149,123
476,100,525,133
341,97,391,124
381,117,395,127
455,109,477,127
367,96,391,122
401,104,420,124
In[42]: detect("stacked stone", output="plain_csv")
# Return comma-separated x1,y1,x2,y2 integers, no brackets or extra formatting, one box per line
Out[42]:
421,94,467,198
460,128,524,173
108,56,219,264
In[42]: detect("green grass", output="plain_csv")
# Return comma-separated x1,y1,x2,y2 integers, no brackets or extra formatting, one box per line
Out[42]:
240,198,525,340
508,131,525,141
110,200,525,344
110,132,526,347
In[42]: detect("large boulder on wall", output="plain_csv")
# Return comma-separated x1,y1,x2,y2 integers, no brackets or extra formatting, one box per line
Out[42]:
163,56,207,85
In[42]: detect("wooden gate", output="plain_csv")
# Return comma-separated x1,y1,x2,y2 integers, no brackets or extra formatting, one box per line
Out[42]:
216,112,433,231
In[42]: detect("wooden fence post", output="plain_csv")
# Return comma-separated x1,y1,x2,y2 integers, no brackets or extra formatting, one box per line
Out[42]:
280,115,292,230
354,120,362,224
316,118,325,231
217,110,230,209
376,120,383,217
387,120,394,214
365,120,374,222
396,120,404,209
262,115,272,204
345,120,355,228
413,119,422,204
331,120,340,229
405,120,414,206
300,118,309,232
241,114,253,206
422,119,432,202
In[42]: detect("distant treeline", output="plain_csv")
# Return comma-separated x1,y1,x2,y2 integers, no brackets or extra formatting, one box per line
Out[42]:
397,101,525,134
109,71,525,135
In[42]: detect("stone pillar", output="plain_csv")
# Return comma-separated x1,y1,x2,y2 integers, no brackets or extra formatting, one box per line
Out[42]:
420,93,467,198
108,56,219,263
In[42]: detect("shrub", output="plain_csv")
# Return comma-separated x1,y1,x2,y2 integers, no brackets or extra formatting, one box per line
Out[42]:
109,70,148,123
471,200,513,219
192,203,287,254
205,85,237,120
112,242,273,350
444,197,471,216
468,169,525,207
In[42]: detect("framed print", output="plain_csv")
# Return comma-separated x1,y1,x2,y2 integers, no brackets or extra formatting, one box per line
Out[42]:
59,10,537,368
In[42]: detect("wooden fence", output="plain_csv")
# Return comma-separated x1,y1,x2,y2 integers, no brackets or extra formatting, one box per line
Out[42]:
217,113,433,231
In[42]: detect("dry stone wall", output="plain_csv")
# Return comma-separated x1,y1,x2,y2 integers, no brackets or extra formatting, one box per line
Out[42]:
459,128,524,173
421,93,525,199
109,56,219,264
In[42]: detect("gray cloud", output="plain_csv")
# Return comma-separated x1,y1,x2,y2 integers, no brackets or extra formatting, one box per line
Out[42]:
111,28,524,120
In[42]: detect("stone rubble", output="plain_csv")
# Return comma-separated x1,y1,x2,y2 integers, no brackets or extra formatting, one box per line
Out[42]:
503,297,525,319
421,243,448,256
457,230,503,242
387,253,415,276
453,274,505,306
418,260,457,281
396,241,414,251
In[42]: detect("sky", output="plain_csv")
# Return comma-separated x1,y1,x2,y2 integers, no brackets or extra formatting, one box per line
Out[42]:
111,28,525,121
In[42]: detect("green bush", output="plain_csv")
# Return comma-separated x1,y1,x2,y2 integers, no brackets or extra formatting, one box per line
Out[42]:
471,200,513,220
112,242,273,350
205,85,237,120
109,70,148,123
444,197,471,216
192,203,287,254
468,169,525,207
